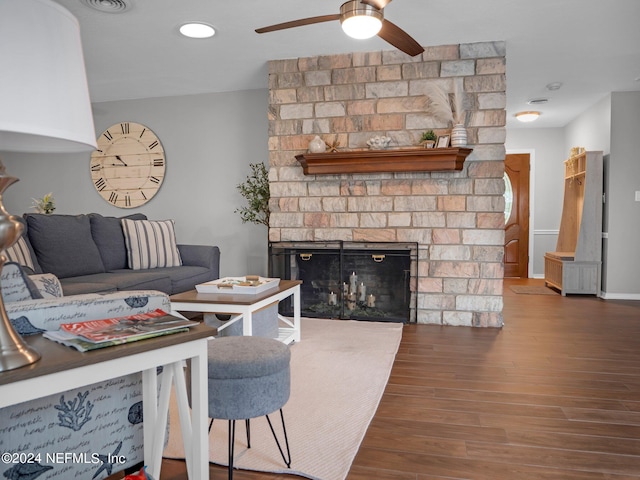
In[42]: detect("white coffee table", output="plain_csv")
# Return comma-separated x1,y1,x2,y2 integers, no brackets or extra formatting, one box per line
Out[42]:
170,279,302,344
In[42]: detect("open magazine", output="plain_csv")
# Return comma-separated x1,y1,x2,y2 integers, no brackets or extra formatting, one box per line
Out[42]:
44,309,198,352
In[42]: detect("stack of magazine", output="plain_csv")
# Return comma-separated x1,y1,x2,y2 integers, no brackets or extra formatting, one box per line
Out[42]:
44,308,198,352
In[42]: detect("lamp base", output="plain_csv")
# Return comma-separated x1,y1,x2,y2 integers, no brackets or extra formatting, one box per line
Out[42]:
0,338,41,372
0,164,41,371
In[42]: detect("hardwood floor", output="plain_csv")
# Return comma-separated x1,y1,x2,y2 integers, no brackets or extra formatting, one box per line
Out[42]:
157,278,640,479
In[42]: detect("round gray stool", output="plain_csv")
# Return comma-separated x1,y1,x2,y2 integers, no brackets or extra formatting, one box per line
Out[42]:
206,336,291,479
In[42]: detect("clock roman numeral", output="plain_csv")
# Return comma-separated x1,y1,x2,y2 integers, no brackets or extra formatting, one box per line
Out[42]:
153,158,164,167
109,192,118,204
139,128,146,139
94,178,106,191
91,163,101,172
150,176,160,184
103,131,113,141
148,140,159,150
124,195,131,207
120,122,130,134
141,191,147,200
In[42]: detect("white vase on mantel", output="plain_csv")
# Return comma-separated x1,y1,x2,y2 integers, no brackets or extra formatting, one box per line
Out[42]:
450,124,467,147
308,135,325,153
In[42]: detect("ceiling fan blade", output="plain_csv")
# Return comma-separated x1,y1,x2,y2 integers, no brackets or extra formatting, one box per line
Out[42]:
360,0,392,9
256,14,341,34
377,19,424,57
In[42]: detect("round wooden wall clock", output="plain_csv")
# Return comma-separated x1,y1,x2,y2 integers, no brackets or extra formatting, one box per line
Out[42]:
90,122,166,208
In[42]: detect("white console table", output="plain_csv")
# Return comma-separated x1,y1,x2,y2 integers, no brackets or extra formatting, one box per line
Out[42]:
0,324,215,479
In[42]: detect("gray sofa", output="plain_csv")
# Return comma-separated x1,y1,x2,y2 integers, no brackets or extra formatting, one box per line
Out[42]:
17,213,219,296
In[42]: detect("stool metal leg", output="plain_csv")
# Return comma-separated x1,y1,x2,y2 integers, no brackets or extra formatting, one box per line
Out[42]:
265,409,292,468
245,419,251,448
228,420,236,480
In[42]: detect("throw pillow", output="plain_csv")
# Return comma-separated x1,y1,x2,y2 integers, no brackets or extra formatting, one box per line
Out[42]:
89,213,148,271
1,262,44,303
121,219,182,270
3,237,37,272
25,214,106,278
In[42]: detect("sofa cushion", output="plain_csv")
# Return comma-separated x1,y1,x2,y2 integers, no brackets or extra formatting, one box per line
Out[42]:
61,271,173,295
149,265,213,294
2,216,42,274
89,213,147,271
121,219,182,270
1,262,43,302
3,237,37,272
25,214,106,278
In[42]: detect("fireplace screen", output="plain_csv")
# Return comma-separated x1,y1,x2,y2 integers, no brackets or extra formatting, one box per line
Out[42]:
269,241,417,323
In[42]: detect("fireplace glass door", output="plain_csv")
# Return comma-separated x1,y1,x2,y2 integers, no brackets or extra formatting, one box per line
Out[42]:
269,241,416,323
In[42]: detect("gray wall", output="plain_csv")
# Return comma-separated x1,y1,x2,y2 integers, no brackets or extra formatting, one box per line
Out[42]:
606,92,640,296
2,89,270,278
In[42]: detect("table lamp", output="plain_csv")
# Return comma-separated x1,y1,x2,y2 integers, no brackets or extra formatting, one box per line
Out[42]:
0,0,97,371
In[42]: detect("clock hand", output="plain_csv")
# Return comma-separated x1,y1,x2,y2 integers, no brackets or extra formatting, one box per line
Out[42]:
115,155,128,166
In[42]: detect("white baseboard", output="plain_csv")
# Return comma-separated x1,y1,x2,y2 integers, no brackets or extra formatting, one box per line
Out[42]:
600,291,640,300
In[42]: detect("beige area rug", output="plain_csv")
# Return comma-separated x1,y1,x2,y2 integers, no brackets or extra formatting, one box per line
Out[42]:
509,285,559,295
163,318,403,480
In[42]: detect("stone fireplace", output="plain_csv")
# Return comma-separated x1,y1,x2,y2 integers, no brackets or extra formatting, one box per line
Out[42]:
266,42,506,327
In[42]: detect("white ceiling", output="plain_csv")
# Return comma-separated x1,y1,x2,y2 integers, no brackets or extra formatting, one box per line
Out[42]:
53,0,640,129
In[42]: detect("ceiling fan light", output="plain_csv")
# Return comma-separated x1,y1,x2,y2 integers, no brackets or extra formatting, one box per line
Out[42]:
179,22,215,39
340,1,383,39
341,15,382,39
515,111,541,122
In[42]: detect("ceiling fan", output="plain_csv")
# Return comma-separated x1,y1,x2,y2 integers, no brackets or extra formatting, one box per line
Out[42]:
255,0,424,57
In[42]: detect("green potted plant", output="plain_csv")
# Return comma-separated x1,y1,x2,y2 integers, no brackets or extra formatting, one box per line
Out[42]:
235,163,270,227
420,130,437,148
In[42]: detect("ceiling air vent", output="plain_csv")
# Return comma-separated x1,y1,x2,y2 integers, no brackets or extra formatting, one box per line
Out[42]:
80,0,131,13
527,98,549,105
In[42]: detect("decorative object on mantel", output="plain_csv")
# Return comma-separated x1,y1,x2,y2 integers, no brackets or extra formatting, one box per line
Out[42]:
0,0,97,371
325,136,340,153
366,135,391,150
419,130,436,148
308,135,326,153
426,78,468,147
450,78,467,147
235,163,270,227
31,192,56,214
436,134,450,148
296,147,473,175
450,123,467,147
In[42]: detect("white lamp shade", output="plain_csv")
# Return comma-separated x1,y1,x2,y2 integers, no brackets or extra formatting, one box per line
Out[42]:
0,0,96,153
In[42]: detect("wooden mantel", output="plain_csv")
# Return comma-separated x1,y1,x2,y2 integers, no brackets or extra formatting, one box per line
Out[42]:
295,147,473,175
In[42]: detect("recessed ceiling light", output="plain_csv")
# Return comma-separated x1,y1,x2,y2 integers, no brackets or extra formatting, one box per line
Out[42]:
515,111,541,122
546,82,563,91
179,22,216,39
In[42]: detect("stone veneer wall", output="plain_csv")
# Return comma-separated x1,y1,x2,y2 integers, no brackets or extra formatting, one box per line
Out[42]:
267,42,506,327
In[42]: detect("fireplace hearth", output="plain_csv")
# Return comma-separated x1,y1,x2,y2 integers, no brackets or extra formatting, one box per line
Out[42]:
270,241,417,323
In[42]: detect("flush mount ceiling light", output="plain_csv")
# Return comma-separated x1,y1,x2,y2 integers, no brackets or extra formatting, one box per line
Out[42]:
340,1,383,39
515,111,541,123
80,0,130,13
179,22,216,38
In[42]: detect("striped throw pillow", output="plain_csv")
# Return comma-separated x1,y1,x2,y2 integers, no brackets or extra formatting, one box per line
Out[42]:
3,237,36,271
121,219,182,270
